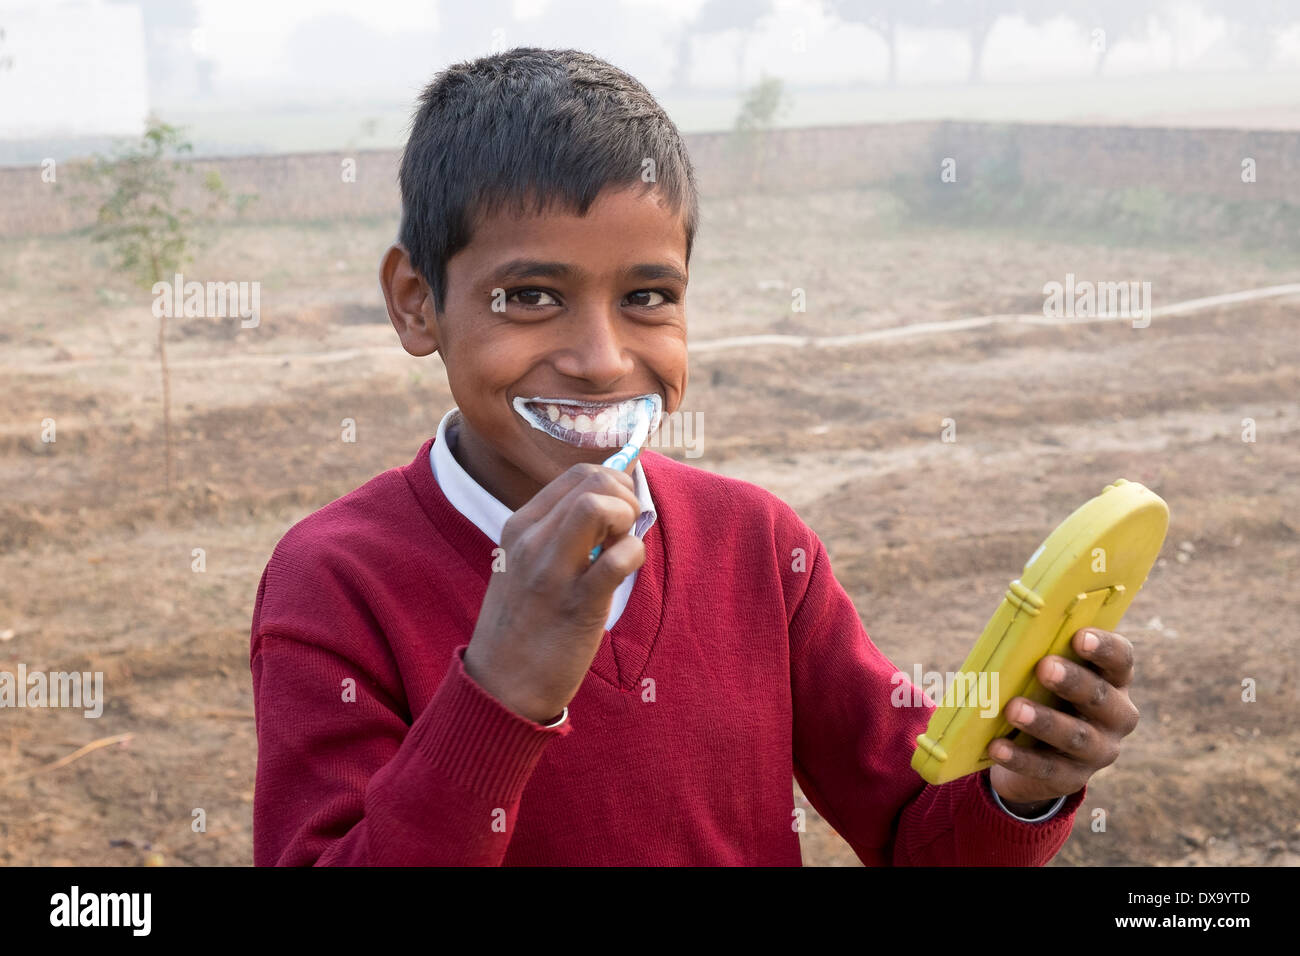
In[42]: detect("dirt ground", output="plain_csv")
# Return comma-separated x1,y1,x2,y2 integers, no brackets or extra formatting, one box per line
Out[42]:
1,187,1296,866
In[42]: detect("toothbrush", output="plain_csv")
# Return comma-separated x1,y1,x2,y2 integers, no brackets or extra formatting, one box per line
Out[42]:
588,395,657,563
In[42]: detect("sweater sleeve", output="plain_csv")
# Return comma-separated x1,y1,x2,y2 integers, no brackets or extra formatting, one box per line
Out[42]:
250,554,570,865
787,530,1086,866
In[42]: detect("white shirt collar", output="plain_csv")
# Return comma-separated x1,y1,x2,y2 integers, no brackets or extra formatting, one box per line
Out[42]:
429,406,657,546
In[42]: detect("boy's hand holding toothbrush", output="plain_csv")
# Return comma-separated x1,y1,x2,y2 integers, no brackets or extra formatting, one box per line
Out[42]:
463,398,656,725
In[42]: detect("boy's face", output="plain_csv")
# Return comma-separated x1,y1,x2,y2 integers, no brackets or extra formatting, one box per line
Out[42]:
381,185,689,511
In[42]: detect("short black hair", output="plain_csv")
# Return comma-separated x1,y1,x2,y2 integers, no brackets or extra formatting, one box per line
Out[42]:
398,47,699,314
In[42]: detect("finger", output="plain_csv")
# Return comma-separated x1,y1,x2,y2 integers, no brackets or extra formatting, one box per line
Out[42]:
507,468,639,584
1002,697,1119,768
986,735,1087,791
1036,655,1139,733
507,462,633,534
578,533,646,599
553,465,639,518
549,484,640,570
1072,628,1136,689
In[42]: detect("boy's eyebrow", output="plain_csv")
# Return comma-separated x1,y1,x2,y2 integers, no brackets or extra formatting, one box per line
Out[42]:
489,258,688,286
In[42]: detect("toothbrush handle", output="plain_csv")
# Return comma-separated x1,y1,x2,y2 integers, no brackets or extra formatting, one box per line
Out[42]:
588,396,656,563
588,446,644,562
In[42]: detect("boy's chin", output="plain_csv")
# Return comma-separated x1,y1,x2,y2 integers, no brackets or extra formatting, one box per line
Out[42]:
529,435,618,475
541,438,613,466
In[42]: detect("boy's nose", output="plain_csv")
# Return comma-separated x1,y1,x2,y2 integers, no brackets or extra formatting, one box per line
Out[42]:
553,309,635,384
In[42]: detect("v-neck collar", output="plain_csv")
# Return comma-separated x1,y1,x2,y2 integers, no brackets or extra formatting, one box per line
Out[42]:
403,434,668,692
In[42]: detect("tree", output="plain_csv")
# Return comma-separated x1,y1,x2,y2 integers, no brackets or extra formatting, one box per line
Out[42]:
1043,1,1155,76
730,73,792,190
914,0,1020,84
107,0,216,100
669,0,776,90
84,118,228,494
826,0,911,86
0,25,13,72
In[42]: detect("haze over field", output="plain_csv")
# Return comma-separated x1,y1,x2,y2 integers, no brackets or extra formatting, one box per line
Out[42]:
2,0,1300,162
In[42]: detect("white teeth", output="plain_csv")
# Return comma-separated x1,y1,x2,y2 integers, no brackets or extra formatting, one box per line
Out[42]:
515,394,656,449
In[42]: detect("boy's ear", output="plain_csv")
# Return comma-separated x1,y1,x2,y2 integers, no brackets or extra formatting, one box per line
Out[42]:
379,242,440,357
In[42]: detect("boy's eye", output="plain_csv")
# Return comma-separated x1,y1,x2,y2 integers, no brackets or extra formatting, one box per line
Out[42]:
509,288,561,308
626,290,671,308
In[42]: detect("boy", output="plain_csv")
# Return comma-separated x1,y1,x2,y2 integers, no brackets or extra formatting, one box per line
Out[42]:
250,47,1140,866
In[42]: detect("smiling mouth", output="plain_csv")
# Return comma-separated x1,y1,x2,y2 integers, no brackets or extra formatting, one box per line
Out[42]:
513,393,662,449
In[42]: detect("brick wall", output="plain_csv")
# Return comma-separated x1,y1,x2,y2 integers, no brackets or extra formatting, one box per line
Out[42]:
924,122,1299,203
1,121,1295,238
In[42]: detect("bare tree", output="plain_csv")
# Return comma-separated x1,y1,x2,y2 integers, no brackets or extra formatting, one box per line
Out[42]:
669,0,776,90
1049,0,1156,77
909,0,1008,85
826,0,911,86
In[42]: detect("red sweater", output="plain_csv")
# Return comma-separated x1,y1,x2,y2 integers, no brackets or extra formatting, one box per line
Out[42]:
250,435,1086,865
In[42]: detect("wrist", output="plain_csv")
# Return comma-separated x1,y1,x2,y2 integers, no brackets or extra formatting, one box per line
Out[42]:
463,643,565,725
987,771,1057,815
1001,796,1056,815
